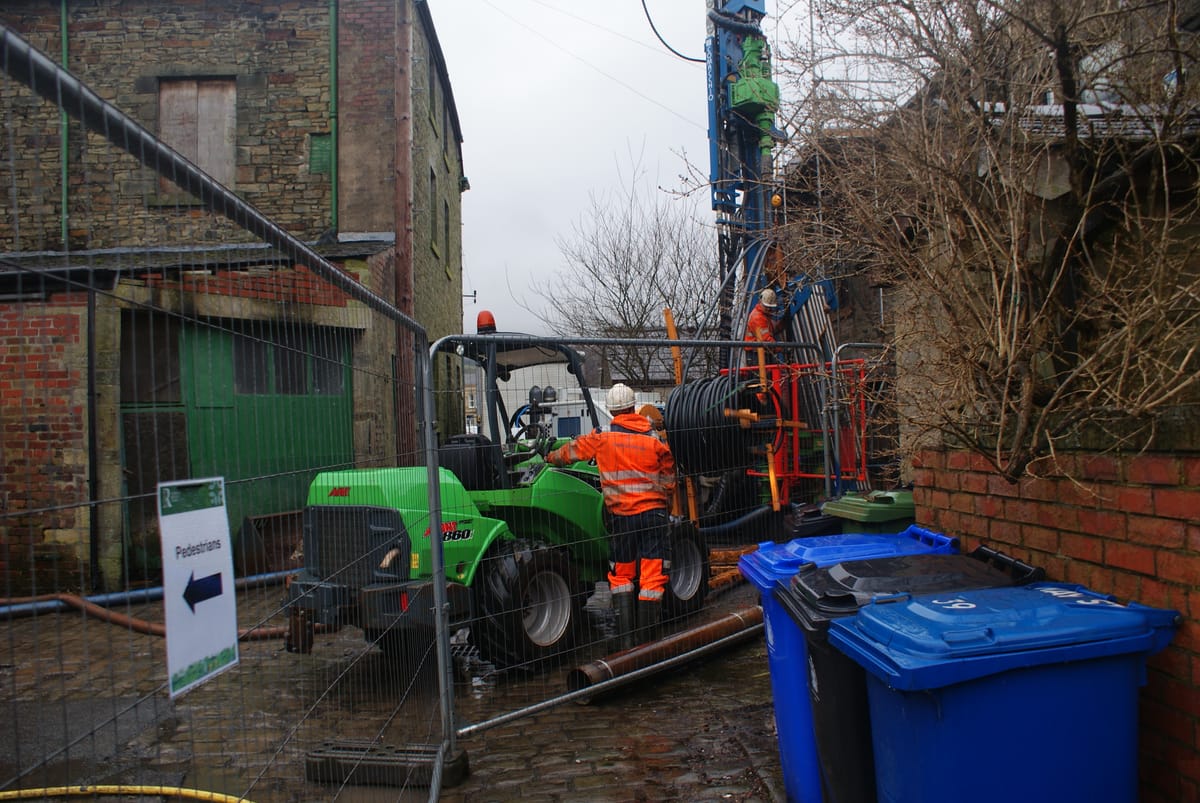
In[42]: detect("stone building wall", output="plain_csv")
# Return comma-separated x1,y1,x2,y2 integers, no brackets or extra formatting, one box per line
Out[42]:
411,5,464,435
0,0,468,589
0,0,335,250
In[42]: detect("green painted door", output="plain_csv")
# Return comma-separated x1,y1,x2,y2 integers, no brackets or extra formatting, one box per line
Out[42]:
182,323,354,532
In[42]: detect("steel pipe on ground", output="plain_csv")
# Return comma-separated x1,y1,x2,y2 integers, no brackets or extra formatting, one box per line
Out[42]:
566,605,764,700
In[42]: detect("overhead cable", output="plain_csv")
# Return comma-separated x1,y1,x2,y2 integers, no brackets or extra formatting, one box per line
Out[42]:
641,0,705,63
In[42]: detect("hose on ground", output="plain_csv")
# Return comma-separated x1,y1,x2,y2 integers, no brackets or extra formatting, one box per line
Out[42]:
698,503,774,538
0,785,253,802
1,590,331,641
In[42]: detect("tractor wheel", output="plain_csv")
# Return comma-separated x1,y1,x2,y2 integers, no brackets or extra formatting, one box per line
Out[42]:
473,540,583,670
664,522,710,619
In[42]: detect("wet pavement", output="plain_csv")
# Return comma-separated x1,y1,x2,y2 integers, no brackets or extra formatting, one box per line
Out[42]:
1,577,784,802
442,582,783,802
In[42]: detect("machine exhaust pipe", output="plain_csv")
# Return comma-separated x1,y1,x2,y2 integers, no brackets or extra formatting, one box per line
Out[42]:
566,605,763,700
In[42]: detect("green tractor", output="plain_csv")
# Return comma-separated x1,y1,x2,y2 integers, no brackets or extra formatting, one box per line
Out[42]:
285,333,710,669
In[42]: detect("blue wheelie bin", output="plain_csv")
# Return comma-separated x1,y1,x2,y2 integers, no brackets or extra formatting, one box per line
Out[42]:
737,525,958,803
776,547,1042,803
829,583,1181,803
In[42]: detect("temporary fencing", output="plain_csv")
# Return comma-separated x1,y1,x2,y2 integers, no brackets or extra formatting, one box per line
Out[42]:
0,22,448,802
0,21,893,801
416,331,898,772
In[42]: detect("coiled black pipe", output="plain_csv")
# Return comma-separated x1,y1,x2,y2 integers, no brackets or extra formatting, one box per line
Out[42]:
664,375,768,475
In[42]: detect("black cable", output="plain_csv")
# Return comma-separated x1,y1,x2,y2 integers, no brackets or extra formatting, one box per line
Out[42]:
641,0,706,63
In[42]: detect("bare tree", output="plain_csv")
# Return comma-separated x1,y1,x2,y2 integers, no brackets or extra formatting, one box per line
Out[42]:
774,0,1200,480
541,162,720,388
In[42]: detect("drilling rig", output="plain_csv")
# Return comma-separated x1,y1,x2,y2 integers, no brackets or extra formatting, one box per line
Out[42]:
663,1,871,530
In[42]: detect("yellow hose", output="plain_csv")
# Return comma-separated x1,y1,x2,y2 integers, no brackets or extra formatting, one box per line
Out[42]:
0,786,253,802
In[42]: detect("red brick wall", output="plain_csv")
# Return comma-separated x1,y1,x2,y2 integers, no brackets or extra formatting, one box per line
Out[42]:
913,447,1200,803
0,304,88,593
142,264,354,306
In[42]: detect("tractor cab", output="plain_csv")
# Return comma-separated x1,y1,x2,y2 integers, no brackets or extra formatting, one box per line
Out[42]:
437,314,602,491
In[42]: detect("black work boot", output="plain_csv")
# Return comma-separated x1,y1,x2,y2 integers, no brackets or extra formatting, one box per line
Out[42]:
612,591,636,652
637,598,662,644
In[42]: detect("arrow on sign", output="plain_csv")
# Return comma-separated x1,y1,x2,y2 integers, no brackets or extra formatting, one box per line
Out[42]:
183,571,223,612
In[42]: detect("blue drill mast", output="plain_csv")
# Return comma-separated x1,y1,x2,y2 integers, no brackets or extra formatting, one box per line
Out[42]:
704,0,784,344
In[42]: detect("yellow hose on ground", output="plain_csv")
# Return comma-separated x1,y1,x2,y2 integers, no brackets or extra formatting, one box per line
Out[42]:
0,786,252,802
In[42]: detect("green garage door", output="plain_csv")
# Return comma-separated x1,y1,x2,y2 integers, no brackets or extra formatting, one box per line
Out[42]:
183,322,354,535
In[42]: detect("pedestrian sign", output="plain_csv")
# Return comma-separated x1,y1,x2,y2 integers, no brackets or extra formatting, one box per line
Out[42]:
158,477,239,697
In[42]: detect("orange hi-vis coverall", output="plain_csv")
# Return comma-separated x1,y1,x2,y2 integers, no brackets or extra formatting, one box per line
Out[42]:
546,412,676,601
744,302,781,345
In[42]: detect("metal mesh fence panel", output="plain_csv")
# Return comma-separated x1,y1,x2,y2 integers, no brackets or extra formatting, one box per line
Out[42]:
0,23,450,801
422,334,880,753
0,21,898,801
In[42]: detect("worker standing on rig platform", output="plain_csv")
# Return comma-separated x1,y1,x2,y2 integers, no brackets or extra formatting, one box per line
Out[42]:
545,383,676,649
744,287,785,348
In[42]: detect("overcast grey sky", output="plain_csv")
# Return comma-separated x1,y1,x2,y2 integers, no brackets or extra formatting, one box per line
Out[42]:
433,1,726,335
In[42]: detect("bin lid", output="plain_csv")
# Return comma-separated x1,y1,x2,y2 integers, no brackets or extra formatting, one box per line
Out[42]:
828,583,1181,691
778,553,1023,631
822,490,915,523
737,525,958,592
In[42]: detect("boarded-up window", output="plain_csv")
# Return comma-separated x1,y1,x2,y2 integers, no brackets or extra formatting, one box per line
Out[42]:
309,132,332,174
428,62,437,121
158,78,236,194
444,198,451,276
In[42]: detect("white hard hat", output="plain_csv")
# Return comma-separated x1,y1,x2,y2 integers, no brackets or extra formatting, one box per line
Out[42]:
759,288,779,309
606,383,636,412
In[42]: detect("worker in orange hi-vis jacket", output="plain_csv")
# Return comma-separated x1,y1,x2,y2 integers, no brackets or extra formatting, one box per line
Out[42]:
545,383,676,649
744,287,784,346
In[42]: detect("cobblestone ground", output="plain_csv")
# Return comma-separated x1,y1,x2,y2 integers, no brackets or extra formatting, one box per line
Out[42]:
441,633,784,802
2,579,783,802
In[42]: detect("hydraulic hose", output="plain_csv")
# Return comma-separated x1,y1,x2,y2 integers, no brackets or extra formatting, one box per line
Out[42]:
0,785,252,802
697,503,774,538
0,570,294,619
0,591,317,641
706,8,763,36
